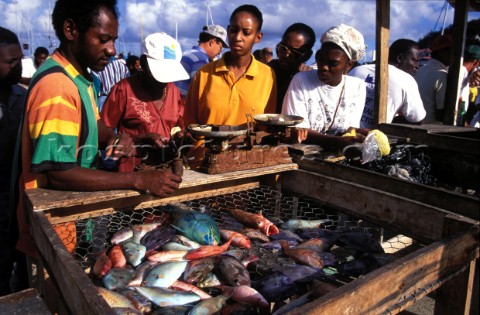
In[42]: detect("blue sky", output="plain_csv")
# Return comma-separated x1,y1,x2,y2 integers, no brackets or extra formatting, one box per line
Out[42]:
1,0,479,65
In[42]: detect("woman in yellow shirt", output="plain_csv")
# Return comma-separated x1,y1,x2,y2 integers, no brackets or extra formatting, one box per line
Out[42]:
184,4,276,127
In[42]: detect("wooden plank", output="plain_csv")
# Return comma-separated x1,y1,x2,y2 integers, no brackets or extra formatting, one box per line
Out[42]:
47,180,262,224
281,170,474,241
443,0,468,125
0,288,51,315
434,260,476,315
374,0,390,127
433,215,479,315
379,123,480,155
25,163,297,212
28,210,115,315
286,224,479,315
293,156,479,219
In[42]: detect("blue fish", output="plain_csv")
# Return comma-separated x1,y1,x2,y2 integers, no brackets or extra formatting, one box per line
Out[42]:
134,287,201,307
122,240,146,267
144,261,188,288
161,205,220,245
103,268,135,290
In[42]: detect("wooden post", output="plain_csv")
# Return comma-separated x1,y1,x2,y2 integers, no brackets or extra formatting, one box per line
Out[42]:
374,0,390,128
434,215,478,315
443,0,468,125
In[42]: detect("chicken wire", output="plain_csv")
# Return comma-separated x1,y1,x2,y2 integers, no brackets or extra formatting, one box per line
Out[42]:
53,185,424,278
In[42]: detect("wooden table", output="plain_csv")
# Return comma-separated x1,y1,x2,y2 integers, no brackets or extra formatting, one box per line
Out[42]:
0,288,51,315
23,164,479,315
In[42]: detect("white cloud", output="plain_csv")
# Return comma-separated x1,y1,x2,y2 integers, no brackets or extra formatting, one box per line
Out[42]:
1,0,478,60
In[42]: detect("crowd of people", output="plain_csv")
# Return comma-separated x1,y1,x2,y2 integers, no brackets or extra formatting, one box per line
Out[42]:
1,0,480,297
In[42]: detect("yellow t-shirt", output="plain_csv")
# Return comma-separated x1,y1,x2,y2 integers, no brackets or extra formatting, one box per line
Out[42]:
185,53,277,126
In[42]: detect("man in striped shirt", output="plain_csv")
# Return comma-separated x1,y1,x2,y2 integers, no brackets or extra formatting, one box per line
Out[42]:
15,0,182,260
95,56,129,111
176,25,229,97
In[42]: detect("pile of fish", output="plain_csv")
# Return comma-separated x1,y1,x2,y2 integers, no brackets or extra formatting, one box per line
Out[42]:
341,144,438,185
90,204,390,314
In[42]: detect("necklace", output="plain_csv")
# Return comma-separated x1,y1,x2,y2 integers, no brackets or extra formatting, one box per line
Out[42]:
154,86,168,111
323,78,346,134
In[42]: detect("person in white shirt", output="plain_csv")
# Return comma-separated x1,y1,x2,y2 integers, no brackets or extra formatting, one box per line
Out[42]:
19,46,49,88
415,35,452,124
282,23,367,149
349,39,426,128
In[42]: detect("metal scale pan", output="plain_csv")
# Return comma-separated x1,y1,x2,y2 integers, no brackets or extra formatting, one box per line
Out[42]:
187,124,248,139
252,114,304,127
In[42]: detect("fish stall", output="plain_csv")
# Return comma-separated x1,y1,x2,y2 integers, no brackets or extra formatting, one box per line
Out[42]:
23,161,479,315
291,123,480,220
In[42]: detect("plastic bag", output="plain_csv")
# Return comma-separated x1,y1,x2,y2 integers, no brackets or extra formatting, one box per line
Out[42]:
343,129,390,164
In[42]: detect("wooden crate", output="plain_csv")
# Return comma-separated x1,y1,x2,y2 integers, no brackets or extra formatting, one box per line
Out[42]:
24,164,478,315
0,288,51,315
292,155,479,221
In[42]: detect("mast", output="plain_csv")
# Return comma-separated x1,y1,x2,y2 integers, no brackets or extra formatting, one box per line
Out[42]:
206,1,215,25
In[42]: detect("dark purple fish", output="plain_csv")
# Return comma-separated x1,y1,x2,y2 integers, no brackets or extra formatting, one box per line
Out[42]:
272,265,325,283
317,252,337,267
260,240,298,251
336,231,385,254
296,228,337,240
269,229,303,242
252,271,297,302
140,226,176,251
215,255,251,287
337,259,369,277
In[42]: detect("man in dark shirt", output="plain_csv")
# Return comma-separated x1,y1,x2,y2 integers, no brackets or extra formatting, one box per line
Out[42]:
0,26,26,296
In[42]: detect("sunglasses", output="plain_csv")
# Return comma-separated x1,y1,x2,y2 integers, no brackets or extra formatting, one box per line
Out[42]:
276,43,306,60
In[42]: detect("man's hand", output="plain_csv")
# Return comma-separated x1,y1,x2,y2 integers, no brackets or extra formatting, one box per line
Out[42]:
136,170,182,198
106,133,135,160
135,133,167,149
337,134,366,148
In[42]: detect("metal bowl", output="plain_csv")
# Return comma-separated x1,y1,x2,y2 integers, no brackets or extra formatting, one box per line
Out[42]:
187,124,248,139
253,114,304,126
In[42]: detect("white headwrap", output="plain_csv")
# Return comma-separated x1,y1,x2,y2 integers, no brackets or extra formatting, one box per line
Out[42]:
320,23,366,62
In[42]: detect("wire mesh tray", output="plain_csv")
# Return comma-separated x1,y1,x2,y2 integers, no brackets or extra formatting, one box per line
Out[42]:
55,186,426,286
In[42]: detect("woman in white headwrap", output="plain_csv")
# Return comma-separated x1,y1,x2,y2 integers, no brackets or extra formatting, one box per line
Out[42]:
282,23,368,149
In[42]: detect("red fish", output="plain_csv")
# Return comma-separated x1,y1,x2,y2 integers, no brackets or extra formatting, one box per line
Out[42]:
220,229,251,249
279,240,324,268
92,250,112,278
146,250,188,262
185,239,233,260
109,245,127,268
228,209,279,236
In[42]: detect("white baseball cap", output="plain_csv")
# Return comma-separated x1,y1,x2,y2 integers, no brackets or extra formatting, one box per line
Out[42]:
141,32,189,83
203,25,229,48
